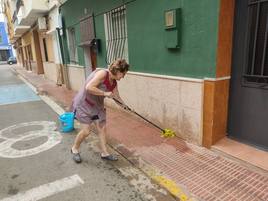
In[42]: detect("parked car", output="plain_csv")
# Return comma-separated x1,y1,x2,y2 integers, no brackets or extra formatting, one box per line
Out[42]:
7,56,17,65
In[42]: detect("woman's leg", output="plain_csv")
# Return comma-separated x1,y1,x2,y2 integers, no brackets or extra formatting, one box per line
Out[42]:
95,121,118,161
95,121,109,156
71,123,91,153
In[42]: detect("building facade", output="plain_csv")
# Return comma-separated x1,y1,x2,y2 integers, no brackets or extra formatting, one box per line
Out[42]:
2,0,66,84
58,0,226,147
3,0,268,151
0,22,13,61
59,0,268,150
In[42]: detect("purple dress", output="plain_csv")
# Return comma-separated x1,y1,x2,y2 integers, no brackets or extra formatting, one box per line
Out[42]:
71,69,117,124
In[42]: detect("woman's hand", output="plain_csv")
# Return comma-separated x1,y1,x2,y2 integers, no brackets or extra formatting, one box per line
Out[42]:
103,91,113,98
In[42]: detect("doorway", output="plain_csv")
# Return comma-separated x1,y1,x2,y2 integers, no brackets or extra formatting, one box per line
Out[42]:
228,0,268,150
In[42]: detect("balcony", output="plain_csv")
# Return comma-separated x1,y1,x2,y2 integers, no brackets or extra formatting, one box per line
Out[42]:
16,0,52,26
14,24,30,36
11,19,30,43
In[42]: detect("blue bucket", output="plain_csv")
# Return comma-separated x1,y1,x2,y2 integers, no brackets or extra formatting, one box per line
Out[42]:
58,112,75,132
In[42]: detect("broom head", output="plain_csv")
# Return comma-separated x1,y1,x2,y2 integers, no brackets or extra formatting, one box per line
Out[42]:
161,129,176,138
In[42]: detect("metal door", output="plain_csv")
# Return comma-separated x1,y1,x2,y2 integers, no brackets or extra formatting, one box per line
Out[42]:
228,0,268,150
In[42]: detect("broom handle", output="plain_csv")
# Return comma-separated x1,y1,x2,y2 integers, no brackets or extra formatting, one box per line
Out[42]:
113,98,164,132
132,111,164,132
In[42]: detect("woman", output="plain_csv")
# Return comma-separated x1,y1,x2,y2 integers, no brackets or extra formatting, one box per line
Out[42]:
70,59,129,163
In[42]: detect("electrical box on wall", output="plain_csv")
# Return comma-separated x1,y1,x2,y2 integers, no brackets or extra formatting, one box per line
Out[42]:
164,8,182,49
38,17,47,31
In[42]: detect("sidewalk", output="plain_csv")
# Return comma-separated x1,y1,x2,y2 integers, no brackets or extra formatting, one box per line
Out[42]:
12,65,268,201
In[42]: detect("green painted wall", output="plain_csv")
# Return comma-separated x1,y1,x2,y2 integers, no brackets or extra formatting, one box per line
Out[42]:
60,0,220,78
127,0,219,78
60,0,124,67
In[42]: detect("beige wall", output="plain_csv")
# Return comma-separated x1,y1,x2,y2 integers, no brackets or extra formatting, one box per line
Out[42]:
67,65,86,91
43,62,58,82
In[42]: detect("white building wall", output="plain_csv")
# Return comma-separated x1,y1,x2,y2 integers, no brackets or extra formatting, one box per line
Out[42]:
43,6,62,83
48,7,61,64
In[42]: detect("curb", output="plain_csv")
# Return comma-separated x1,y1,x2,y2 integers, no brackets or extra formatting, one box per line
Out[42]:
108,136,199,201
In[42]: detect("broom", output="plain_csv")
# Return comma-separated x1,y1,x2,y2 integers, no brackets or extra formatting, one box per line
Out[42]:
113,98,176,138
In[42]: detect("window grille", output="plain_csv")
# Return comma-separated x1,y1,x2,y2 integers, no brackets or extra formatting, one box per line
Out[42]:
67,27,78,64
104,5,128,64
244,0,268,84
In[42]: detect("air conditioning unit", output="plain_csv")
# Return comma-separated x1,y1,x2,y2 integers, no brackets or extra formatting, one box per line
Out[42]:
38,17,47,31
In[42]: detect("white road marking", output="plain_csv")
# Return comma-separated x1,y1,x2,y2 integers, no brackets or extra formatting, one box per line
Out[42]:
0,121,62,158
0,174,84,201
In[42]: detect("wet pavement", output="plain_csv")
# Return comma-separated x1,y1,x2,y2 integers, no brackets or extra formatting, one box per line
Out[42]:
0,65,176,201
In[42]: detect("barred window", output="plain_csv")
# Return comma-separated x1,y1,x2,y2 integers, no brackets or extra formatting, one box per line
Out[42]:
104,5,128,64
67,27,78,64
244,0,268,84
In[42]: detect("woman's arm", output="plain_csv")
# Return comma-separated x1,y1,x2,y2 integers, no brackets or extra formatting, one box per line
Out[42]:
85,70,112,97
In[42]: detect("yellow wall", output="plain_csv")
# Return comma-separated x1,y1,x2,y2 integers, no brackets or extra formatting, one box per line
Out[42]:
39,33,55,62
4,2,14,40
21,31,37,61
46,35,55,62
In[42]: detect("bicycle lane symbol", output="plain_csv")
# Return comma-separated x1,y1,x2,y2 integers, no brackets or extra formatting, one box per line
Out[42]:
0,121,62,158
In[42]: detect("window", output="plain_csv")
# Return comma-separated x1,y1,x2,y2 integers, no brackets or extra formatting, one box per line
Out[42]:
104,5,128,64
67,27,78,64
244,0,268,84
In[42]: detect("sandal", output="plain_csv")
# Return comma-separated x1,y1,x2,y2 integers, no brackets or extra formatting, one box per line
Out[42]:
101,154,118,161
71,149,82,163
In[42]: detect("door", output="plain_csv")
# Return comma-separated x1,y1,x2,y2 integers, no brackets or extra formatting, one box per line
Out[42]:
79,15,97,76
83,46,96,78
26,45,32,71
90,46,97,71
20,47,25,67
23,46,30,71
32,29,44,74
228,0,268,150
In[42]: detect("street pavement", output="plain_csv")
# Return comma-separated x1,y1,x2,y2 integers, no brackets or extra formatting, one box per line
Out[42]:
8,64,268,201
0,65,176,201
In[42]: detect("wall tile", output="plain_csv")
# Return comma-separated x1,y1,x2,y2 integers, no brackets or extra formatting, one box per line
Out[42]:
181,81,202,110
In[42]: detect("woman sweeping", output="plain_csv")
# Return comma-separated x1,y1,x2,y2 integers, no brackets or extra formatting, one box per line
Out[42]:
70,59,129,163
